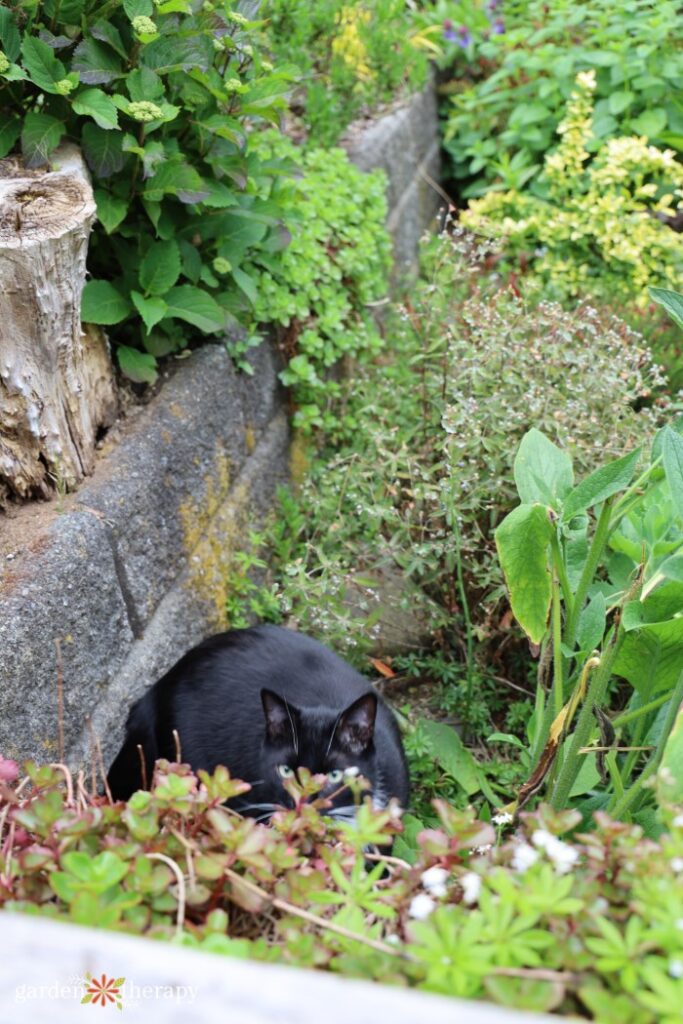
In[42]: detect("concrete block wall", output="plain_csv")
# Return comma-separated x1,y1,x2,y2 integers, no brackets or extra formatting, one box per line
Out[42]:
0,78,441,770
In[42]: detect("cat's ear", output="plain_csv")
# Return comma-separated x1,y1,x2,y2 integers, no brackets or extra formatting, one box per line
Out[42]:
336,693,377,755
261,689,298,746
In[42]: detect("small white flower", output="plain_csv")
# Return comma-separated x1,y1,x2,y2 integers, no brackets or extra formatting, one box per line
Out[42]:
409,893,436,920
492,812,514,826
344,766,360,777
460,872,482,905
474,843,493,855
421,866,449,897
669,960,683,979
671,857,683,874
672,813,683,828
511,842,539,873
532,830,579,874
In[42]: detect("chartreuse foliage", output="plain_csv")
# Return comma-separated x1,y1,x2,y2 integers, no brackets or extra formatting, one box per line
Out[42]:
429,0,683,196
494,421,683,822
461,71,683,310
0,0,299,382
1,755,683,1020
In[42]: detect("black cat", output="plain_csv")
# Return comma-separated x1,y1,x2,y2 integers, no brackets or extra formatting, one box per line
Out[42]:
107,625,409,820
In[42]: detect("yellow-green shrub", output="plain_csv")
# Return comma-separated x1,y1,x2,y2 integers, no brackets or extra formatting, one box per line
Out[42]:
462,70,683,307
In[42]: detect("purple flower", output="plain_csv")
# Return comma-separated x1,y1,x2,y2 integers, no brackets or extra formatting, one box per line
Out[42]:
456,25,472,48
486,0,501,11
443,19,457,42
444,20,472,47
492,17,505,34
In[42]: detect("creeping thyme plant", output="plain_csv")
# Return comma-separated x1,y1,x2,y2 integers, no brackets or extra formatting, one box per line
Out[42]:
2,753,683,1020
461,71,683,308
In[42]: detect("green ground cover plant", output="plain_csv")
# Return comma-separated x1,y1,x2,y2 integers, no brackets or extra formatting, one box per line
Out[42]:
261,0,430,145
1,753,683,1020
425,0,683,196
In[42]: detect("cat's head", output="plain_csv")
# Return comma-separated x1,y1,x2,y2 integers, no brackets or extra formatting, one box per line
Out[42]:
256,687,379,815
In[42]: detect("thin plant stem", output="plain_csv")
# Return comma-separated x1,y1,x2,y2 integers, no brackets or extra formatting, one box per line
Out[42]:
613,692,671,728
564,498,614,651
551,574,564,718
610,670,683,819
550,625,624,808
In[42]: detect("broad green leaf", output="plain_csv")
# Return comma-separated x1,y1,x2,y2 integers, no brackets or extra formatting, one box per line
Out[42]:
217,214,269,264
495,503,553,644
142,162,209,204
614,619,683,696
123,0,154,16
0,117,21,159
631,108,667,137
608,90,634,115
657,693,683,806
21,35,65,93
72,37,123,85
199,179,239,208
231,267,257,305
94,189,128,234
81,123,125,178
577,592,606,653
661,552,683,583
651,415,683,464
418,720,481,795
72,87,119,130
131,292,168,334
141,33,213,75
563,448,641,520
0,8,21,62
164,285,225,333
126,67,164,102
514,429,574,509
662,427,683,512
90,20,128,60
43,0,85,25
81,280,132,325
650,287,683,332
21,112,64,168
139,240,181,296
569,752,600,797
118,345,158,385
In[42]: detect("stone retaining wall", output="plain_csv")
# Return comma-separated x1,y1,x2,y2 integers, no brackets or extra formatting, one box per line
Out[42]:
0,79,441,770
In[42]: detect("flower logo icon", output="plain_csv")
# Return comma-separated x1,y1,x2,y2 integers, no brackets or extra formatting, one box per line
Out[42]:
81,972,124,1009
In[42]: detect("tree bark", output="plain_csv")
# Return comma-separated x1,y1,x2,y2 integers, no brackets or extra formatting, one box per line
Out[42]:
0,144,118,503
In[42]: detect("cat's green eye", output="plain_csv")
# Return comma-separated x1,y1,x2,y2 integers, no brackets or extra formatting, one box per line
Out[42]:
327,769,344,784
277,765,295,779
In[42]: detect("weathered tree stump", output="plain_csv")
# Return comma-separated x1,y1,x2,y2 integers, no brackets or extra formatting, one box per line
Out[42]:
0,144,118,503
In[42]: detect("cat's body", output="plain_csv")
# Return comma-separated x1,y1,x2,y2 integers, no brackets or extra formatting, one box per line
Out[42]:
107,625,409,817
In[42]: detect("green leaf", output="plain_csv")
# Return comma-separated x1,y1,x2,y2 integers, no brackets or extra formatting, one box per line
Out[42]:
72,36,123,85
0,8,21,62
21,112,64,168
563,449,641,520
139,240,181,296
43,0,85,25
142,162,209,204
131,292,168,334
90,20,128,60
660,552,683,583
141,32,213,75
94,189,128,234
577,592,606,653
0,117,21,159
662,427,683,512
418,720,482,795
614,619,683,696
217,214,268,264
118,345,158,385
81,123,125,177
631,108,667,137
608,90,635,115
164,285,225,333
81,280,132,325
21,35,66,93
72,87,119,130
514,429,573,509
123,0,154,16
650,287,683,332
657,693,683,805
495,503,554,644
231,267,257,305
